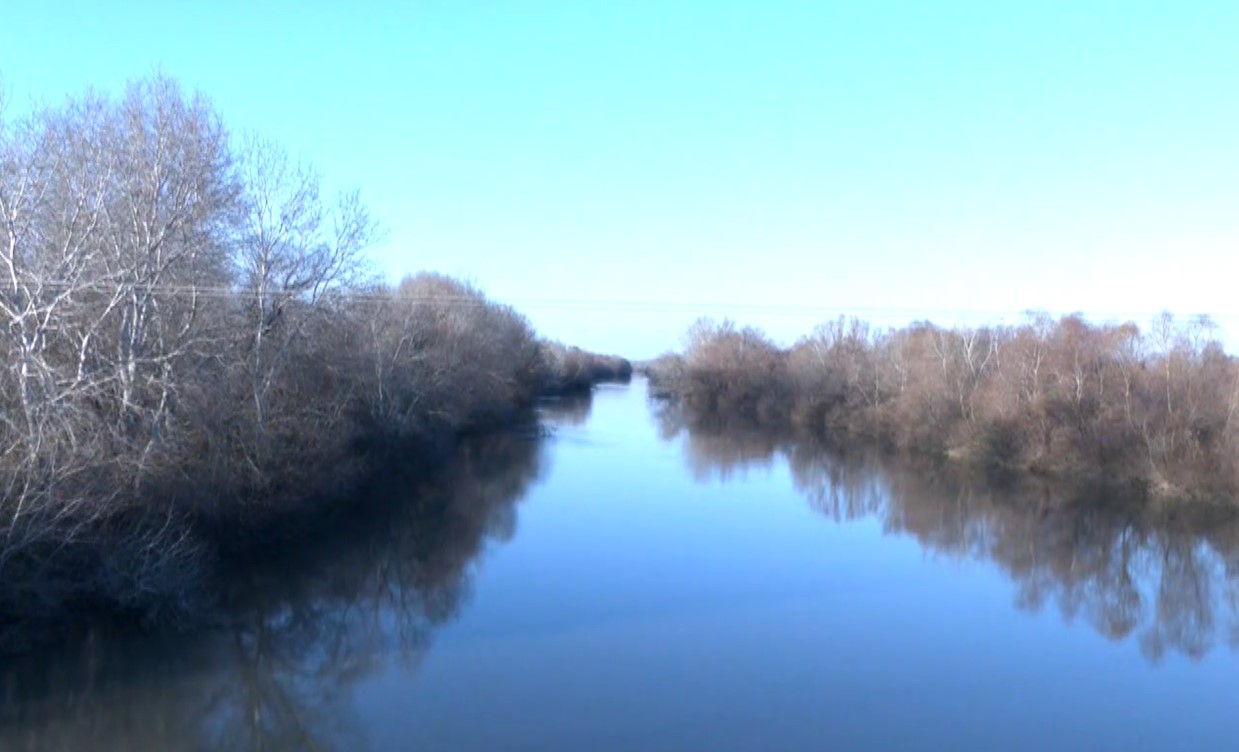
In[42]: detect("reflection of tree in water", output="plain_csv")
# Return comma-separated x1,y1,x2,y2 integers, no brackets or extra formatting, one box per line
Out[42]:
539,390,595,427
684,424,783,483
654,403,785,483
671,416,1239,663
0,432,547,751
871,461,1239,663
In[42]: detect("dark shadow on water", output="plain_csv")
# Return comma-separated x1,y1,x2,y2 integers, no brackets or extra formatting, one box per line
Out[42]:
0,430,548,751
538,389,596,428
656,407,1239,664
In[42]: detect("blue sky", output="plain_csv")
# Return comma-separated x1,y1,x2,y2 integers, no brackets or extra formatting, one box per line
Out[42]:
3,1,1237,357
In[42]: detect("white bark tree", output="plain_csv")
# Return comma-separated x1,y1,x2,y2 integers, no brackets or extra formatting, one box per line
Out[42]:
235,136,377,451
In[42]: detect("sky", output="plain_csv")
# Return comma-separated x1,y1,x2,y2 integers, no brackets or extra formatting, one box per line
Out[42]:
2,0,1237,358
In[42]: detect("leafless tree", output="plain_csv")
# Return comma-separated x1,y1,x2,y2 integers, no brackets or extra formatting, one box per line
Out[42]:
0,73,593,636
234,136,377,464
656,309,1239,502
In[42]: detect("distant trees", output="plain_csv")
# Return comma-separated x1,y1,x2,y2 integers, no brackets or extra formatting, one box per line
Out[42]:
356,273,546,441
538,341,632,394
648,312,1239,502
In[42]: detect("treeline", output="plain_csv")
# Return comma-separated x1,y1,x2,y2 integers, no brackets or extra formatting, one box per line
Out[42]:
646,313,1239,502
539,341,633,394
0,75,625,631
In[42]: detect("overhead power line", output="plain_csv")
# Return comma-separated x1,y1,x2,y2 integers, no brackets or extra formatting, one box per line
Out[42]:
3,282,1238,325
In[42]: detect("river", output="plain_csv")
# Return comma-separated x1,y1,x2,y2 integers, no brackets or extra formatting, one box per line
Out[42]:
2,378,1238,750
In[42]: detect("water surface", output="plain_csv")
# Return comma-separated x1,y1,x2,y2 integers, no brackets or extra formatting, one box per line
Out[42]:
3,379,1238,750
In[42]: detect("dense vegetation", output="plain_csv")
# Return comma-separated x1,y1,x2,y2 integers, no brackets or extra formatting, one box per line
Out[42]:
539,341,633,394
0,428,547,747
0,75,626,636
646,313,1239,502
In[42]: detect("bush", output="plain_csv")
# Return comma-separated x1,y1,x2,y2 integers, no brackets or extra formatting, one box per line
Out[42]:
652,313,1239,503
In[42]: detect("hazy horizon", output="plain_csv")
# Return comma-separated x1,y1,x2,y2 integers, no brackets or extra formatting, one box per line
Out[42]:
4,1,1236,358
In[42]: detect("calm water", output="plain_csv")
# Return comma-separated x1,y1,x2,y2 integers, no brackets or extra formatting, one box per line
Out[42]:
4,378,1239,750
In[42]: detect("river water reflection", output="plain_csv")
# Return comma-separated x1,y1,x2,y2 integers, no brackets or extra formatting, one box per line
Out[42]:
2,379,1237,750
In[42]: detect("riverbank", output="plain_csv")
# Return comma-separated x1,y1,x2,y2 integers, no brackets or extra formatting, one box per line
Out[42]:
643,315,1239,504
0,363,628,655
0,75,630,651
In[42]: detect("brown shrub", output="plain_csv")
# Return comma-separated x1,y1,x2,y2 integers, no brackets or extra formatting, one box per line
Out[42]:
654,313,1239,502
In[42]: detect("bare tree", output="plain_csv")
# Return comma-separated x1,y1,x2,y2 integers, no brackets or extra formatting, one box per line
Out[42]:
0,72,632,639
235,136,376,449
657,309,1239,501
